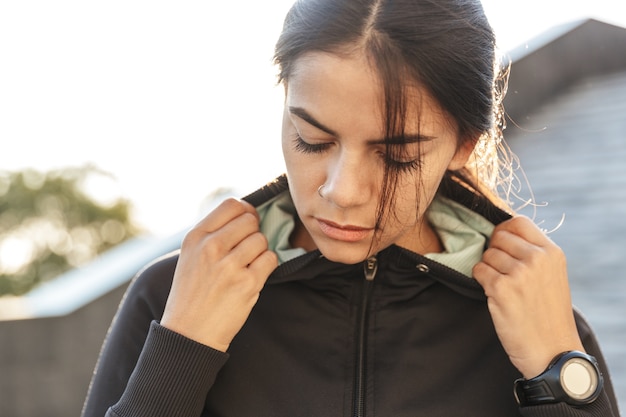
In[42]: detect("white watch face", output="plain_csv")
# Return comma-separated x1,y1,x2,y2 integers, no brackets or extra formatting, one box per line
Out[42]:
560,357,599,400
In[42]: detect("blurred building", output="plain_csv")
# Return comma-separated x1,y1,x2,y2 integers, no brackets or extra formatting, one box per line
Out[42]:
0,18,625,417
504,18,626,412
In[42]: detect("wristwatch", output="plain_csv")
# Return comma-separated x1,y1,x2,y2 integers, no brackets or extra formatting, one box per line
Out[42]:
514,351,603,406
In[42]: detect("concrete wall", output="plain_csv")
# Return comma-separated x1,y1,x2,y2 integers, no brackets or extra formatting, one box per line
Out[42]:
0,284,127,417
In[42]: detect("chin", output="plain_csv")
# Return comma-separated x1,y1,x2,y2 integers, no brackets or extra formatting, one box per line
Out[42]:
316,241,375,265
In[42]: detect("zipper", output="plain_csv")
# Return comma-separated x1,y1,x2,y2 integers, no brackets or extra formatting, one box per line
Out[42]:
364,256,378,281
353,256,377,417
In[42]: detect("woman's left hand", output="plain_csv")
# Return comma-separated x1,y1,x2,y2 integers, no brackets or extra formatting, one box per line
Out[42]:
473,216,585,379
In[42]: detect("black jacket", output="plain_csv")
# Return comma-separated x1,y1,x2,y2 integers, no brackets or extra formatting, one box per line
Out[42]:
82,175,620,417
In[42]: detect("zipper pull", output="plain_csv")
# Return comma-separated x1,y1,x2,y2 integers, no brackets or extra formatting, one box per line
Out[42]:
364,256,378,281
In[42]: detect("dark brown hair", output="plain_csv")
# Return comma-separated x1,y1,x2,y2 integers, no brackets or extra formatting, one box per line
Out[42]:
274,0,509,232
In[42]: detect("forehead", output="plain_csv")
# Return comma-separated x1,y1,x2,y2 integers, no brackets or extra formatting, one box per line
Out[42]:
285,51,457,136
286,51,381,108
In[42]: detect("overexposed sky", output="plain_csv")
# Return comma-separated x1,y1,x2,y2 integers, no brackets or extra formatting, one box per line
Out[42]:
1,1,625,235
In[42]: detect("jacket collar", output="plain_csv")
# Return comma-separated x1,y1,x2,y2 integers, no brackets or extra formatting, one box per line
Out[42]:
242,174,512,301
242,174,511,226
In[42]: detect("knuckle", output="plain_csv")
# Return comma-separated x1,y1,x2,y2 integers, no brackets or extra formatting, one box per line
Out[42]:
219,259,240,278
549,246,567,267
261,250,279,268
220,197,242,210
204,238,228,259
483,247,496,260
549,244,565,259
252,231,269,248
526,246,545,266
241,212,260,228
223,198,256,218
492,275,519,298
482,247,502,266
511,215,531,226
472,261,487,278
488,232,502,246
181,227,202,248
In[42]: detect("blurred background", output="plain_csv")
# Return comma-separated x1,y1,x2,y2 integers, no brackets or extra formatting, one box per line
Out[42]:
1,1,625,416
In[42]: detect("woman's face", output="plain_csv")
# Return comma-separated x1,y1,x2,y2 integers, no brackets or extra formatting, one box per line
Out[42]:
282,51,473,264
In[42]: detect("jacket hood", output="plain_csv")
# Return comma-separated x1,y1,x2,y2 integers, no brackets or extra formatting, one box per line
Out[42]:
242,174,512,301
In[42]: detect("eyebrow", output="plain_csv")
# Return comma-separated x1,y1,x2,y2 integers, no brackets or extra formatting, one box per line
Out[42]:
288,106,436,144
289,106,338,136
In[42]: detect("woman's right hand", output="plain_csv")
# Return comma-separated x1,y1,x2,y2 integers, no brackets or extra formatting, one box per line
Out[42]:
160,198,278,352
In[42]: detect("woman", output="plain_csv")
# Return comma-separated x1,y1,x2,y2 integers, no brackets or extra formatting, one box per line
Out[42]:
82,0,620,416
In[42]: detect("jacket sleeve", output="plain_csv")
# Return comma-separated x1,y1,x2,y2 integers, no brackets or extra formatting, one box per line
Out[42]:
81,253,229,417
518,308,621,417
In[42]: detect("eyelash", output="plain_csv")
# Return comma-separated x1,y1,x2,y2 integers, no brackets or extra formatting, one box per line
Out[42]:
293,135,422,173
293,135,330,154
388,158,422,173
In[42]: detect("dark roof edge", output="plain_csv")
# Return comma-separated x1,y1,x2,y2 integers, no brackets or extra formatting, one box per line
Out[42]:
503,18,626,124
506,18,590,62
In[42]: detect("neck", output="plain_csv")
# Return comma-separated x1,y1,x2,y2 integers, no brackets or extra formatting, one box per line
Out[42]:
396,219,444,255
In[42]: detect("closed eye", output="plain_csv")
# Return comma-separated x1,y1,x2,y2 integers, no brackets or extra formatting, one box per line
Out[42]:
386,157,422,173
295,135,422,172
293,135,332,154
381,143,424,173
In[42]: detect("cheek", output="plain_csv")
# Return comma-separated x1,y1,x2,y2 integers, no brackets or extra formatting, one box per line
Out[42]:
281,131,325,192
385,168,439,224
391,182,421,222
281,135,304,179
281,144,319,206
281,130,294,163
282,143,315,185
417,148,459,192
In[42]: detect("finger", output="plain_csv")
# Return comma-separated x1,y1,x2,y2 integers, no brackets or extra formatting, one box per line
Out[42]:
472,259,501,290
228,231,272,267
496,216,550,247
210,211,262,254
195,198,258,233
249,250,279,282
488,229,535,263
480,246,518,275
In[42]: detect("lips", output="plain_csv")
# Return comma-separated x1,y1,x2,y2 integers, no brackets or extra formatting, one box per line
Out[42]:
316,218,373,242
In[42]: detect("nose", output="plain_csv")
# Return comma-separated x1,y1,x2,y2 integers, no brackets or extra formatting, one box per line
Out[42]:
322,150,375,209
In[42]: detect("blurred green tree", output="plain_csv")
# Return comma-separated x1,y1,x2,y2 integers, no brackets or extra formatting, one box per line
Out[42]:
0,166,139,296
